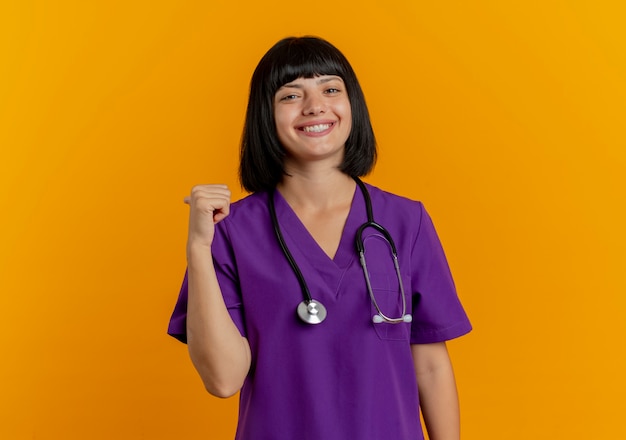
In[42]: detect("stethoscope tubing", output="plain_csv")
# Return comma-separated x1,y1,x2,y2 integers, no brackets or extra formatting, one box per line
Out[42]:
268,190,313,305
269,177,411,325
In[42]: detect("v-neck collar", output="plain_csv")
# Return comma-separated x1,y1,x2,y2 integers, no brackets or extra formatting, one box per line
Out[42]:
271,183,367,271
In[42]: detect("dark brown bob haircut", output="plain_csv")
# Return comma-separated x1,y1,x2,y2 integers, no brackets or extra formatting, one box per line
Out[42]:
239,36,377,192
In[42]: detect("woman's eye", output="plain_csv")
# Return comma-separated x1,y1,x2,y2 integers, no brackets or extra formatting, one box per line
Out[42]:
325,88,340,94
280,94,298,101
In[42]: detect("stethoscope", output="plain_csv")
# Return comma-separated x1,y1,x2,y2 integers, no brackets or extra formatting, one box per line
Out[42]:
268,177,412,325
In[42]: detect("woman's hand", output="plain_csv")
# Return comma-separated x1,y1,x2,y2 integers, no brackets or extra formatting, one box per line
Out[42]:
184,184,231,250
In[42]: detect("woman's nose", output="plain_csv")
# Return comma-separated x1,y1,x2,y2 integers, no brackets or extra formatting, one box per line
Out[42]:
302,94,325,115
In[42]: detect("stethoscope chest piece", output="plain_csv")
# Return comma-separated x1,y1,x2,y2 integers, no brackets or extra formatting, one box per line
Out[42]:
297,300,327,324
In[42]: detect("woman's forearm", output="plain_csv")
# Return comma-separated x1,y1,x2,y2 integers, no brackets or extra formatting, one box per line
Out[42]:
186,244,251,398
412,342,461,440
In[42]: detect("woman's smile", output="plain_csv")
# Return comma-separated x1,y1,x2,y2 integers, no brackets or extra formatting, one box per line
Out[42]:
274,75,352,164
297,120,336,135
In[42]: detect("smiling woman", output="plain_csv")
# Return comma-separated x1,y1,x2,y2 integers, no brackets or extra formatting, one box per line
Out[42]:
274,75,352,168
167,36,471,440
239,37,377,193
2,1,625,438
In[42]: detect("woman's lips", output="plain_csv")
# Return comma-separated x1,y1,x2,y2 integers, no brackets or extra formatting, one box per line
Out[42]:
297,121,335,135
302,123,333,132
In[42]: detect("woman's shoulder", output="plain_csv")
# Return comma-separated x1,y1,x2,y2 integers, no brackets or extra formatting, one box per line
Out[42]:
230,190,267,208
364,184,446,252
220,190,269,226
226,191,267,216
365,183,426,216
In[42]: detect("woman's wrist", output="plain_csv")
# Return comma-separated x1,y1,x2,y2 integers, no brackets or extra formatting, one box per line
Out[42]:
186,241,213,264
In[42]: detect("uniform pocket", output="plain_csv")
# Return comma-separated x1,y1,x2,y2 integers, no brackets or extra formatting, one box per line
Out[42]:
368,272,411,341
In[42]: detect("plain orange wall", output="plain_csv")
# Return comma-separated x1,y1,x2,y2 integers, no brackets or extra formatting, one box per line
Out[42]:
1,1,625,439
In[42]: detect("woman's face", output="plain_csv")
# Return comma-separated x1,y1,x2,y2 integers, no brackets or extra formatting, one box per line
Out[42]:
273,75,352,169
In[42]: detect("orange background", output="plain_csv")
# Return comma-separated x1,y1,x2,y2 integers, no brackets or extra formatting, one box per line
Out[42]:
1,1,625,439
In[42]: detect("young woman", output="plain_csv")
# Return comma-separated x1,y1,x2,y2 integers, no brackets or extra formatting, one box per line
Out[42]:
168,36,471,440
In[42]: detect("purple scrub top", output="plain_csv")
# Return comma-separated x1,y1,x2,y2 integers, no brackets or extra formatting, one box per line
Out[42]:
168,184,471,440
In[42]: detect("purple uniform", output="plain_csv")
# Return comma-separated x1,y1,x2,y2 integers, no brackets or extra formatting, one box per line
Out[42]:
168,184,471,440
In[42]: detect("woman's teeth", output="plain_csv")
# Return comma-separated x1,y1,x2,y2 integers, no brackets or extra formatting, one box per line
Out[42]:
302,123,332,133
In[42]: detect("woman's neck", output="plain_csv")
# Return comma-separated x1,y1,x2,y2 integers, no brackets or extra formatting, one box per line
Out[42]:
276,169,356,260
276,169,356,211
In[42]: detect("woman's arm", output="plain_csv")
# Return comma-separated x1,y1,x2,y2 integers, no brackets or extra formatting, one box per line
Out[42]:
411,342,461,440
185,184,251,398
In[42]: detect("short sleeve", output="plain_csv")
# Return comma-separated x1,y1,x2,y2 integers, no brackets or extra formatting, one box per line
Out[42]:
167,219,247,343
167,270,190,343
409,203,472,344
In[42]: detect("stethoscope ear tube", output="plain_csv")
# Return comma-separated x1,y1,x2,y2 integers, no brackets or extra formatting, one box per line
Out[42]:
359,248,412,325
354,177,410,324
355,221,398,255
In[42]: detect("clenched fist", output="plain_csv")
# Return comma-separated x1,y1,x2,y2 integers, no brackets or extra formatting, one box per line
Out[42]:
184,184,231,250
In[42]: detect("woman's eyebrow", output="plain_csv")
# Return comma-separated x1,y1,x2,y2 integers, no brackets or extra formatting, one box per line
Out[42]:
316,76,342,84
280,76,343,90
